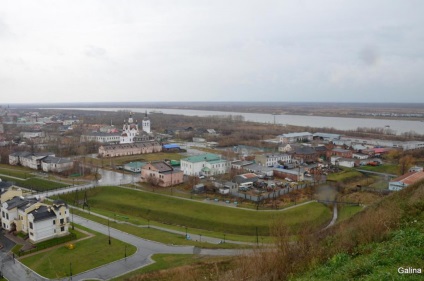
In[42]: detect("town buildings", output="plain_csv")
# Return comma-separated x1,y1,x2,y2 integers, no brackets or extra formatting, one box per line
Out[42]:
98,141,162,157
278,132,313,144
81,112,152,145
389,171,424,191
9,152,73,173
255,153,292,167
0,187,70,243
140,161,183,187
180,153,230,176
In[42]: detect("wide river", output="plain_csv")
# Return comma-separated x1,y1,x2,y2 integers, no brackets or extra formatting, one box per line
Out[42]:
61,107,424,135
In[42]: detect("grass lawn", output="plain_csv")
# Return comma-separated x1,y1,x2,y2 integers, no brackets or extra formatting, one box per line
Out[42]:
59,186,331,236
20,226,136,279
111,254,231,281
111,254,197,280
73,209,255,247
337,205,364,223
326,169,364,183
357,164,400,175
0,167,34,179
0,175,68,191
190,146,224,154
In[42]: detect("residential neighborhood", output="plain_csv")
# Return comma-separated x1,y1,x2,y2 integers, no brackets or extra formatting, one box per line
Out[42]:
0,105,423,280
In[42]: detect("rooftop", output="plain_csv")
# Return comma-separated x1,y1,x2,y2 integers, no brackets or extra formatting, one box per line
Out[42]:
280,132,312,138
182,153,221,163
42,156,73,164
391,171,424,186
29,205,57,222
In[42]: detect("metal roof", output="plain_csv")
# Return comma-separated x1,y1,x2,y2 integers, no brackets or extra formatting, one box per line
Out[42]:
182,153,221,163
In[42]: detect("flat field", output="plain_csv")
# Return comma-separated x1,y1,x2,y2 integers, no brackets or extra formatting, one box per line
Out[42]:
61,186,332,236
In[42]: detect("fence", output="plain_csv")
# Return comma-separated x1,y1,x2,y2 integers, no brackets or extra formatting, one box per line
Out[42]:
231,180,322,202
17,232,77,257
317,200,360,206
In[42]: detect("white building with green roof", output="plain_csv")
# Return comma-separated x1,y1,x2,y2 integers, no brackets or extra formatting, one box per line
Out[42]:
180,153,230,176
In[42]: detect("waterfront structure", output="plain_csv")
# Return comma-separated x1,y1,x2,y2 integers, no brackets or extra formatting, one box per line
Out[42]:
180,153,230,176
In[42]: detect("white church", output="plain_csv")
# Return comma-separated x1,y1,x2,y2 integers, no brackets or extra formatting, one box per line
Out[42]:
120,112,151,144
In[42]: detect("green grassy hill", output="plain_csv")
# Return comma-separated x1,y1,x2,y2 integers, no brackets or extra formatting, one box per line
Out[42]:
291,180,424,281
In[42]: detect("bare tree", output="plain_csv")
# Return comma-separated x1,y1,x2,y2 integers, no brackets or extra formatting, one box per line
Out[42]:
399,155,415,175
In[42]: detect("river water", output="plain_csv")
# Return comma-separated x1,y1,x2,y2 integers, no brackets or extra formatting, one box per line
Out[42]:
59,107,424,135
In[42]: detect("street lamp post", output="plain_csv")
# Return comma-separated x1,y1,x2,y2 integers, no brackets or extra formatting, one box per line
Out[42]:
185,226,188,238
108,219,111,245
71,207,74,230
223,233,226,243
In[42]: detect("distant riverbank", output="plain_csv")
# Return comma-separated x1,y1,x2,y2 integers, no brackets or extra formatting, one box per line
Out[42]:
50,107,424,135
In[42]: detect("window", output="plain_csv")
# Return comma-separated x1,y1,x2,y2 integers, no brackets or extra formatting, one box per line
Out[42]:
61,226,65,232
29,222,33,229
60,218,64,224
53,220,56,225
1,211,4,218
6,213,8,220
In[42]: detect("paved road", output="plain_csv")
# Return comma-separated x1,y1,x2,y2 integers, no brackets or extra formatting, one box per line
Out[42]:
34,167,139,199
0,214,244,281
322,203,338,231
355,168,397,178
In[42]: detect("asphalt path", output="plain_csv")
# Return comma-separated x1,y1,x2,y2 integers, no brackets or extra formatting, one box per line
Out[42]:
0,214,244,281
355,168,397,178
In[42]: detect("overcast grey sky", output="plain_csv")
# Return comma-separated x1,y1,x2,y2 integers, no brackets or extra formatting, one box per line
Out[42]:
1,0,423,103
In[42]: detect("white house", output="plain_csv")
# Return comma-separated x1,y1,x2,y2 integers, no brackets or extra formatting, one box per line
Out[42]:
352,153,369,160
331,156,356,168
1,188,70,243
41,156,74,173
27,200,69,243
9,152,55,170
180,153,230,176
389,171,424,191
255,153,292,167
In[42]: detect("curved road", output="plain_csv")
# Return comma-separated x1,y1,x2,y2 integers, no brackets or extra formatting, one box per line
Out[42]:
1,214,244,281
